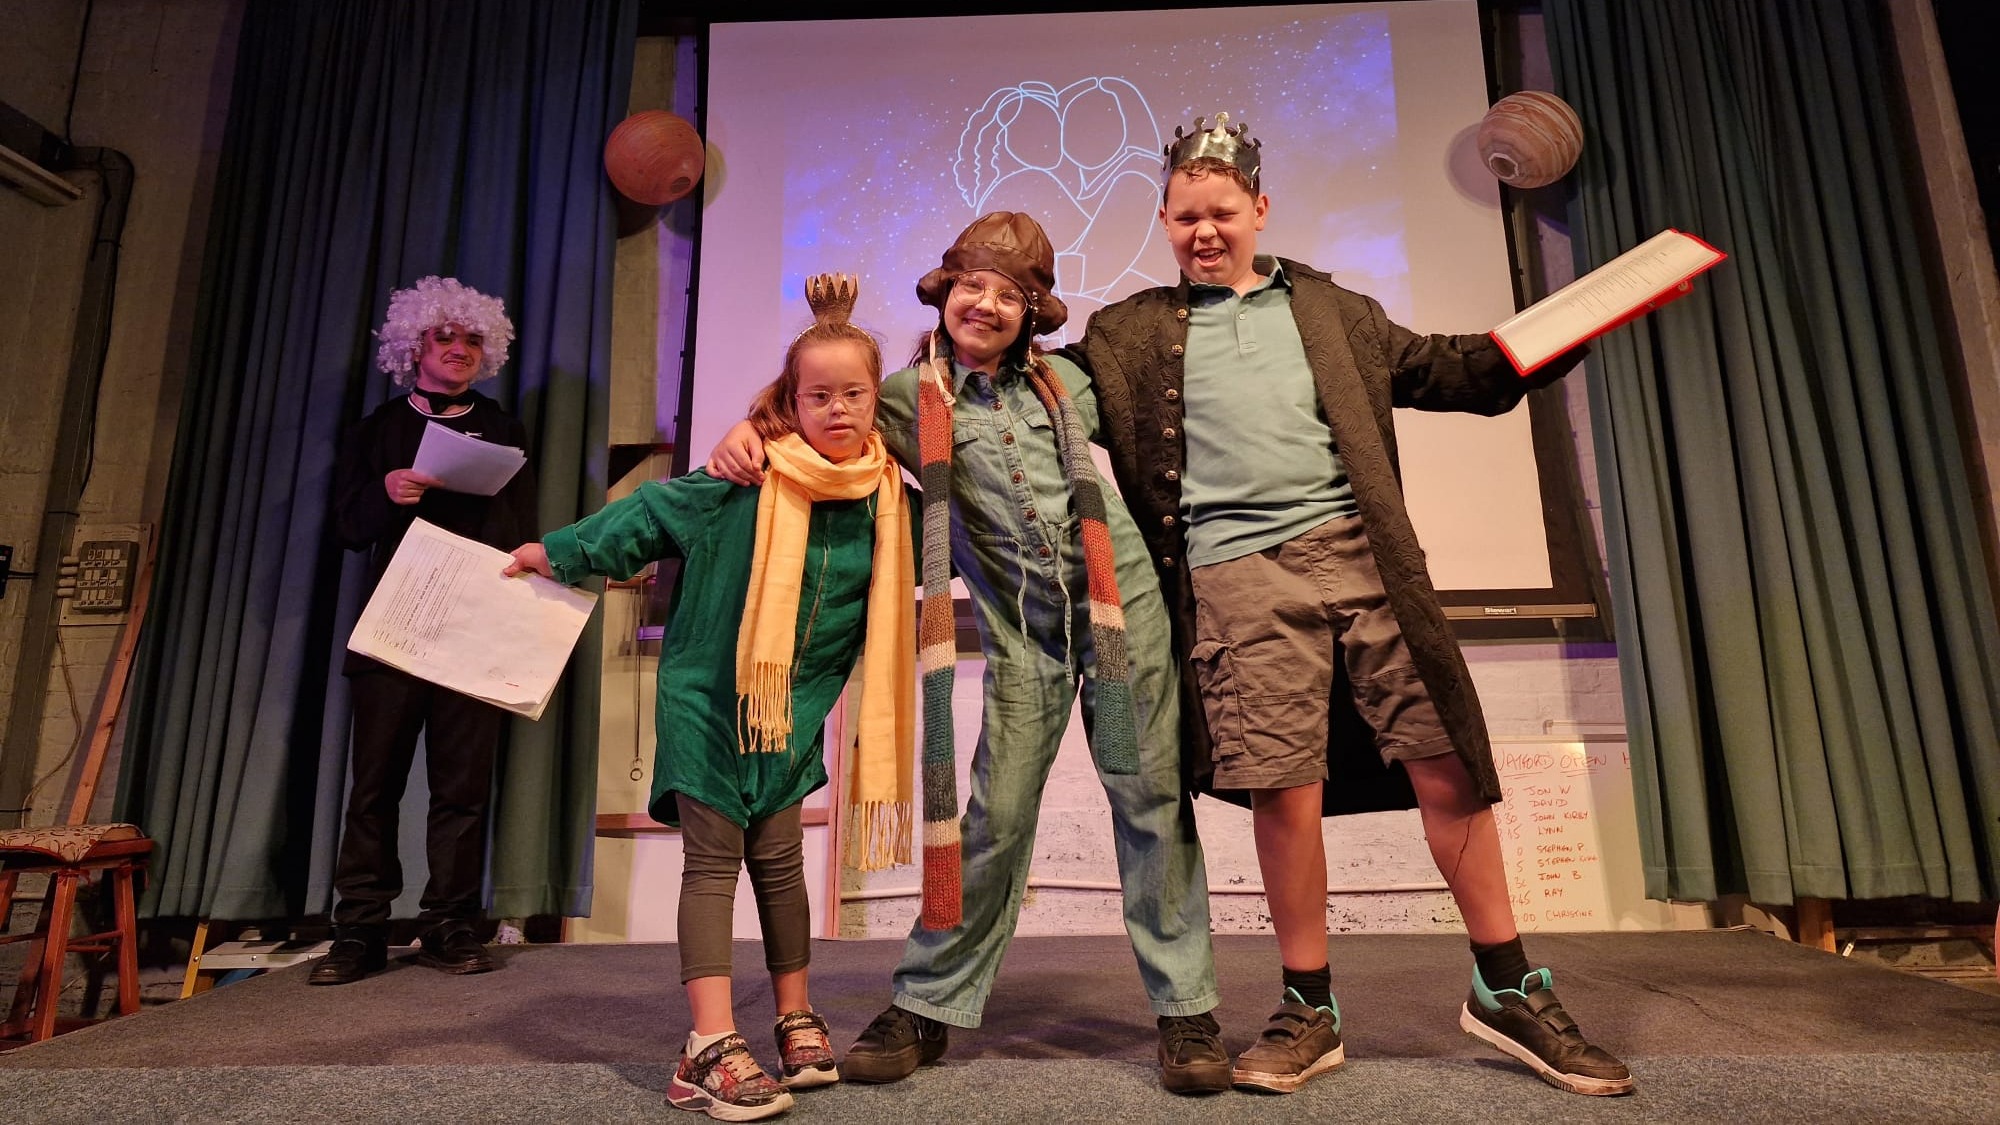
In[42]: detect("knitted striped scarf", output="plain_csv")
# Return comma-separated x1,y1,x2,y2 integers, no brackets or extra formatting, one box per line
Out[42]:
1020,359,1138,776
915,339,1139,926
915,353,963,931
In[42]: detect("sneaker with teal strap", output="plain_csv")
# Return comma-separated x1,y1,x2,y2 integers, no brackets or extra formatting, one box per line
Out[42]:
1460,966,1634,1096
1231,987,1344,1094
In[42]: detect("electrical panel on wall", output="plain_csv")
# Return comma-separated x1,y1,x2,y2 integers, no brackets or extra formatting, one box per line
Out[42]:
57,522,151,626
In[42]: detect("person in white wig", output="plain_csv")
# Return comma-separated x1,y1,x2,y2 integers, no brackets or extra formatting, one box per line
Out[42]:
313,276,536,985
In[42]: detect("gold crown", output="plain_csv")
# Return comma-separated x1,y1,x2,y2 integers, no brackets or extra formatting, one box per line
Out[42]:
1162,111,1262,188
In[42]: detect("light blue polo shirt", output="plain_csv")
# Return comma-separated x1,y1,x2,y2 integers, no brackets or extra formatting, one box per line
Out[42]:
1181,260,1358,568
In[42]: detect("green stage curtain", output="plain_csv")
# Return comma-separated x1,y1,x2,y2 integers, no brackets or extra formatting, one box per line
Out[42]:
117,0,638,919
1545,0,2000,904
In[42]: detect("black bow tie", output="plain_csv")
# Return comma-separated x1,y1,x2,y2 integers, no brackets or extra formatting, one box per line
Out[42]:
419,388,477,411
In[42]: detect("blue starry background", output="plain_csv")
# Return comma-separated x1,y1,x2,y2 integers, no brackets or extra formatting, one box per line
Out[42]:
773,4,1406,351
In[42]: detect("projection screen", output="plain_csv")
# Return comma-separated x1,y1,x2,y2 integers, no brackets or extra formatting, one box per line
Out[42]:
692,1,1557,595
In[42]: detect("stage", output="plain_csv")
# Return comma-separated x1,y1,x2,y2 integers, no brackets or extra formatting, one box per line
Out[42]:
2,929,1997,1122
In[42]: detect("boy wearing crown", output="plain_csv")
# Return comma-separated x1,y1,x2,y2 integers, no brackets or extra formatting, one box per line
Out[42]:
1062,114,1633,1097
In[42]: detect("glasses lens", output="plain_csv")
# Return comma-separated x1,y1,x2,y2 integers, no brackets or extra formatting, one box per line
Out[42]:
798,388,874,412
953,275,1028,321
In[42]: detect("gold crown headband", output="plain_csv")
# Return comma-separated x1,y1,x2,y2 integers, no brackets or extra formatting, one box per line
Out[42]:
792,272,862,345
805,272,858,325
1162,111,1263,189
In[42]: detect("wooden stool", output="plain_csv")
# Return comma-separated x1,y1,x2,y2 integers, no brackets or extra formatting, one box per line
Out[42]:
0,823,152,1045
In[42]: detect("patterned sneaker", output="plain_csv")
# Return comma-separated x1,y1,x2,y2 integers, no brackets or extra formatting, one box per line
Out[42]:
1231,988,1345,1094
774,1009,840,1089
666,1033,796,1121
842,1005,949,1084
1460,967,1635,1096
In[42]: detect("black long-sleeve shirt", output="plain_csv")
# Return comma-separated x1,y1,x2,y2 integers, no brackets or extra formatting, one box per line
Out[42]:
332,390,539,673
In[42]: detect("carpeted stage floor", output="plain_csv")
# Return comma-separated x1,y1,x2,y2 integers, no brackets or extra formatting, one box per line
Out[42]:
3,929,1997,1122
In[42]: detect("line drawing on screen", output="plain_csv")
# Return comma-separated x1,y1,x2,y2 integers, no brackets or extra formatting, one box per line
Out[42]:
955,78,1168,334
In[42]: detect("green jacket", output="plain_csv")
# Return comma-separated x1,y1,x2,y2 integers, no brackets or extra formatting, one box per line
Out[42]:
543,471,879,827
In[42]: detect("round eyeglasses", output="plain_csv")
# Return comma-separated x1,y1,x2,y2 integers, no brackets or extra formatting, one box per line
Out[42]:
949,274,1029,321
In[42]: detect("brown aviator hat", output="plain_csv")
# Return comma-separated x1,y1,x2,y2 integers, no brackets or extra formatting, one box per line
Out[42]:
915,211,1069,336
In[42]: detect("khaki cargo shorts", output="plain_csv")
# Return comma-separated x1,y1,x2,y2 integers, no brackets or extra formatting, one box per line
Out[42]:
1187,515,1452,790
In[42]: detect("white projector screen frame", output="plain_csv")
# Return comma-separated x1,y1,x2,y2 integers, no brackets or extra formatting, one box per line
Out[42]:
691,1,1564,598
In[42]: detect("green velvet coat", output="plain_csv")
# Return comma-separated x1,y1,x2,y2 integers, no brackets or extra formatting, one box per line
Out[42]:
543,471,879,828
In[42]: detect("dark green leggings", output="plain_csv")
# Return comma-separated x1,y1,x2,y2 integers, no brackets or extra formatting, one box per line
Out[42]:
674,794,811,983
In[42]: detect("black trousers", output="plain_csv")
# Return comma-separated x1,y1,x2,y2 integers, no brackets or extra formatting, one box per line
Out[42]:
332,667,503,932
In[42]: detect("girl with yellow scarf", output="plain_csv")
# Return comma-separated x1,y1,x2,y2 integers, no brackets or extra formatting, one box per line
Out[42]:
506,276,913,1122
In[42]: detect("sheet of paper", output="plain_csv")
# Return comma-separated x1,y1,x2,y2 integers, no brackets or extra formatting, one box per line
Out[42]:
1491,229,1726,374
347,519,597,719
411,421,527,496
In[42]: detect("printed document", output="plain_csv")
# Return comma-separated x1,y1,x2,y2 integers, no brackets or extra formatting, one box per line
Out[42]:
411,421,527,496
348,519,596,719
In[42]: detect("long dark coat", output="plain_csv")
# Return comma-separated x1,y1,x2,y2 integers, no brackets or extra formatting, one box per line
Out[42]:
1063,257,1580,815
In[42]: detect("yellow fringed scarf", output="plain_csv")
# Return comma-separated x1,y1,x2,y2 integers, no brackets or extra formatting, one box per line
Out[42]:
736,431,916,869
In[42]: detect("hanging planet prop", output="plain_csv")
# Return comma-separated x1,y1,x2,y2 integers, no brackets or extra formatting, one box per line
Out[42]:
1476,91,1583,189
603,110,706,206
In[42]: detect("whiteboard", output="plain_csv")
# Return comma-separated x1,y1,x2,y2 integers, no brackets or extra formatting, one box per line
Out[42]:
1492,739,1697,932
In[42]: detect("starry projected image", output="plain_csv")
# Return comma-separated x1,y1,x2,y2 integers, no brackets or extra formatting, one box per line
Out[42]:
702,4,1553,594
776,7,1403,348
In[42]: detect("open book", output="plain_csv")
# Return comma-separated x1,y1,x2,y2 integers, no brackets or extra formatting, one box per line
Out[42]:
1492,229,1726,375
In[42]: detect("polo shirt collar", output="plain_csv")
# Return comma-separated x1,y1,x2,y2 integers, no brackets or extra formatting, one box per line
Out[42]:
1189,255,1290,303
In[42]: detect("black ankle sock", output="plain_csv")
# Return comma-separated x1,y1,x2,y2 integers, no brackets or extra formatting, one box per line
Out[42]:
1281,963,1333,1009
1471,936,1534,991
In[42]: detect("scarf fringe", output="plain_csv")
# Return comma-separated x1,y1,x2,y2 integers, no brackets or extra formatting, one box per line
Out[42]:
737,661,795,754
845,799,914,872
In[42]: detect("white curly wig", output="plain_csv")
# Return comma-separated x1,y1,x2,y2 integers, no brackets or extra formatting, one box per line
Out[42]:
373,275,515,387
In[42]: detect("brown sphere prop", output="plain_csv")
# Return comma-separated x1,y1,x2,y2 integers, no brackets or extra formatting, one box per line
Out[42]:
1476,91,1583,189
603,110,706,205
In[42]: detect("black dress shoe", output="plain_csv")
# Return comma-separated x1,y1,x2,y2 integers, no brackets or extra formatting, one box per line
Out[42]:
309,937,387,985
417,924,496,975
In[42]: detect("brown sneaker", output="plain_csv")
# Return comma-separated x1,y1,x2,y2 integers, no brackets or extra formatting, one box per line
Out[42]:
774,1009,839,1089
1231,989,1345,1094
1157,1012,1231,1094
1461,967,1634,1096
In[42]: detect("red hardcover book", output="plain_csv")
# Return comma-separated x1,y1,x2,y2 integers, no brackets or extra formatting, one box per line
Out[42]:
1492,229,1727,376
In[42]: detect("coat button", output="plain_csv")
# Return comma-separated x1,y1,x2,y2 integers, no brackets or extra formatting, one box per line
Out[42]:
992,399,1004,411
1037,545,1052,558
1164,469,1179,482
1171,344,1184,356
1161,556,1175,568
1162,515,1176,527
1003,432,1015,444
1164,388,1180,401
1162,427,1177,439
1024,509,1036,521
1176,308,1188,320
1011,470,1023,483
